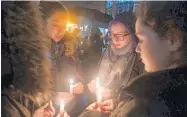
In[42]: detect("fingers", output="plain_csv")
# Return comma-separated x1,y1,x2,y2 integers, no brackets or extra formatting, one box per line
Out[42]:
103,111,112,115
43,100,55,117
49,100,54,110
64,111,70,117
43,111,51,117
49,100,53,106
56,110,70,117
100,100,110,106
100,105,113,111
49,100,55,114
56,110,64,117
86,103,98,110
99,99,114,111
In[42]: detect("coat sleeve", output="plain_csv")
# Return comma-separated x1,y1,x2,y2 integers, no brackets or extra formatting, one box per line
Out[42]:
110,98,149,117
2,96,22,117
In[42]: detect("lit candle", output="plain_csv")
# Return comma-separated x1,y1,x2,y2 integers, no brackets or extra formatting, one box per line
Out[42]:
60,99,65,111
97,88,102,104
96,77,100,89
96,77,102,104
69,79,74,94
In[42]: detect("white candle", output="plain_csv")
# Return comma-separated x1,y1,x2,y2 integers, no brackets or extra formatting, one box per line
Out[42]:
97,88,102,104
69,79,74,94
96,77,102,104
96,77,100,89
60,99,65,111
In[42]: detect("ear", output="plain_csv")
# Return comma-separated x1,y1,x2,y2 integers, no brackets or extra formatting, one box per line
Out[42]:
166,28,182,52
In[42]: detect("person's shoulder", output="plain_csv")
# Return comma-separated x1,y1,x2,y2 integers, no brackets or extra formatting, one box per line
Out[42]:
126,65,187,97
64,32,76,41
110,97,149,117
2,90,21,117
2,89,31,117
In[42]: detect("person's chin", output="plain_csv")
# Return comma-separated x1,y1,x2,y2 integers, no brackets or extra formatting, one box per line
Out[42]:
115,45,123,49
53,38,61,42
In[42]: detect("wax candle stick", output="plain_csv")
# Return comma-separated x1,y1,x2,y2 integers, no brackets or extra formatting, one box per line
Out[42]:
69,79,74,94
60,99,65,111
97,88,102,104
96,77,102,104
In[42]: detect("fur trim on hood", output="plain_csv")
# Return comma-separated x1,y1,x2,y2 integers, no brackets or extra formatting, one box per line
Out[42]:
2,1,52,105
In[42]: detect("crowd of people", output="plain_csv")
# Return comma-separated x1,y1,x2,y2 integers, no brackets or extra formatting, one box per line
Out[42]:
2,1,187,117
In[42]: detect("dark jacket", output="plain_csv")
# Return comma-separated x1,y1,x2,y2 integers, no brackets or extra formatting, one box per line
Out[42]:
50,32,82,92
2,1,52,117
111,65,187,117
79,65,187,117
50,33,85,117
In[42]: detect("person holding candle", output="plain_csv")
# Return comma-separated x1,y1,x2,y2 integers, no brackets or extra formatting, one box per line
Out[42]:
80,1,187,117
39,1,84,95
87,14,144,102
39,1,85,117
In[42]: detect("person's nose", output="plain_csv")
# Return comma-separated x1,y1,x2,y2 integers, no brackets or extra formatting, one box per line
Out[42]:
136,43,141,53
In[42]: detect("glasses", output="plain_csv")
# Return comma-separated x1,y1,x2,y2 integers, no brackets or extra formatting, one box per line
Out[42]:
108,31,130,41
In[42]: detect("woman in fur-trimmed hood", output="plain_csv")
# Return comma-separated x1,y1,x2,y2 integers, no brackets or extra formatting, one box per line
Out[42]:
1,1,53,117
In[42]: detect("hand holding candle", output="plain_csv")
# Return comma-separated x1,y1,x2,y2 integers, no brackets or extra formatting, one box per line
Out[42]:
57,100,70,117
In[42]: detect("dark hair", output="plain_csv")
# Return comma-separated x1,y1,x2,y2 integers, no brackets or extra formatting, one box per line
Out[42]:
109,13,135,33
137,1,187,37
137,1,187,62
39,1,67,19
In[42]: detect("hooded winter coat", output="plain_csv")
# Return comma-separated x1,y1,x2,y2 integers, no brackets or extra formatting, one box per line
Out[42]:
2,1,52,117
110,64,187,117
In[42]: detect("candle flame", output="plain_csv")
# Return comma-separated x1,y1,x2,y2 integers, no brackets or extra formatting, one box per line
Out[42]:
70,79,74,85
69,79,74,94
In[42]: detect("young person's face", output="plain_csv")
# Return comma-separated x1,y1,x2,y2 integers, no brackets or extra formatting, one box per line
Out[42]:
135,17,171,72
46,11,67,42
109,22,131,49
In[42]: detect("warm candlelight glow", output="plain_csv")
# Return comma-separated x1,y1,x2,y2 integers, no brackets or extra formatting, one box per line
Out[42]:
96,77,102,103
60,99,65,111
70,79,74,85
96,77,100,89
69,79,74,94
97,88,102,104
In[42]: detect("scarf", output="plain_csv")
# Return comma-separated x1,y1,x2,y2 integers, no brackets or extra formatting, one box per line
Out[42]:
97,40,137,91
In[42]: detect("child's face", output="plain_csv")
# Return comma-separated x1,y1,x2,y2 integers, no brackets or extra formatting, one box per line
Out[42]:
46,11,67,42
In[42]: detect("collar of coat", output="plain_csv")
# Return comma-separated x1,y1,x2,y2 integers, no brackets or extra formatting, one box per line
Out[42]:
122,64,187,98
